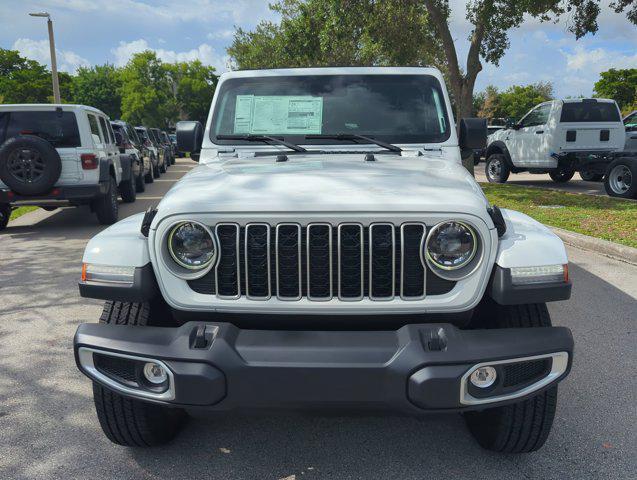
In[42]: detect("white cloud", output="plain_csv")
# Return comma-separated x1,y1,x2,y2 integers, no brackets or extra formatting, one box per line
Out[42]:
111,39,229,72
564,45,637,72
12,38,90,73
207,30,235,40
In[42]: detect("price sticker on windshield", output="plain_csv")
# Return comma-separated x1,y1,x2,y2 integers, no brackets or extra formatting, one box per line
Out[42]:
233,95,323,135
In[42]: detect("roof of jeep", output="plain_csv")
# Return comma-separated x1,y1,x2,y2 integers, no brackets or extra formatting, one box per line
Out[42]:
0,103,107,115
220,66,443,80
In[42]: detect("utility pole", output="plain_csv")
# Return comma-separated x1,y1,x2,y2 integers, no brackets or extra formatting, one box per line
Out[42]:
29,12,61,103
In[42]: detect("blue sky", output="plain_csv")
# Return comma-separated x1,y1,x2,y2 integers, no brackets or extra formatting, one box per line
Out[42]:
1,0,636,99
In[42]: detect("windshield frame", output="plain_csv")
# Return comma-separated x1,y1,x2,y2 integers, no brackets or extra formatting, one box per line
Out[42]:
209,74,452,147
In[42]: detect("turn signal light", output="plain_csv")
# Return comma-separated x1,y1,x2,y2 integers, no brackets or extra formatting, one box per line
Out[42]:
81,153,98,170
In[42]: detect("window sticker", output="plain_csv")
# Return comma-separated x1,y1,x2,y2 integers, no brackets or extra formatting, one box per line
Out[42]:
233,95,323,134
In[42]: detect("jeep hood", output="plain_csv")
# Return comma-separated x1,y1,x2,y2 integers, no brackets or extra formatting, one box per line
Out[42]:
157,153,489,219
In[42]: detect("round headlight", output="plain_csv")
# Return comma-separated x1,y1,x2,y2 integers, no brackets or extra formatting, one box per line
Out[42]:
425,221,477,270
168,222,216,270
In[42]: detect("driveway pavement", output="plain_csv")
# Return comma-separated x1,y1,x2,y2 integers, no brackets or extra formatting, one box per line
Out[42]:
474,162,608,196
0,158,635,480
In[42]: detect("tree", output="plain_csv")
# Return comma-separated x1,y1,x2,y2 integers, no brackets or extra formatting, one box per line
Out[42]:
421,0,637,121
594,68,637,114
72,64,122,118
0,48,58,103
165,61,218,125
228,0,443,69
476,82,554,121
118,51,176,127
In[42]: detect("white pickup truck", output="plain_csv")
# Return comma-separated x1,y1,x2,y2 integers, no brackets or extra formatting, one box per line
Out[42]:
485,98,637,198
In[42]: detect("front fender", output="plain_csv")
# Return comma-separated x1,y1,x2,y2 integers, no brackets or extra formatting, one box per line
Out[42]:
495,209,568,268
83,212,150,267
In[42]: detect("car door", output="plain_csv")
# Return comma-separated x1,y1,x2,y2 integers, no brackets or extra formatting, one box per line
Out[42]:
507,103,552,167
87,113,108,178
624,112,637,151
98,115,122,184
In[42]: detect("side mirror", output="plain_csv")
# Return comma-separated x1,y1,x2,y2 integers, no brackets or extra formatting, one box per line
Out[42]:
176,121,204,155
114,131,124,146
458,118,487,150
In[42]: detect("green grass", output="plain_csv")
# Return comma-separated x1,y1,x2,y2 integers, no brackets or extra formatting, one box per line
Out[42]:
480,183,637,248
9,206,38,221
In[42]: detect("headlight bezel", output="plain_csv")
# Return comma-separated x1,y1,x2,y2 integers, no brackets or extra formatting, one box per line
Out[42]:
423,220,483,281
163,220,218,280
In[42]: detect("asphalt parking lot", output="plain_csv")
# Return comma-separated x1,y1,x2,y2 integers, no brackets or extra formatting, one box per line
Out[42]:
0,158,635,480
474,162,609,196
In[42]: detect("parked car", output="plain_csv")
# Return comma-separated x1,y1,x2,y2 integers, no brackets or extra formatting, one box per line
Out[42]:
169,133,184,158
485,98,626,186
149,128,169,172
110,120,150,191
160,130,176,165
135,126,162,178
75,67,574,453
624,110,637,151
0,104,137,230
474,125,504,164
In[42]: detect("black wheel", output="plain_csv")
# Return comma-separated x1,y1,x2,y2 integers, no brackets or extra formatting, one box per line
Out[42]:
473,153,480,166
135,167,146,192
604,157,637,198
92,300,187,447
485,154,510,183
0,204,10,231
464,302,558,453
579,170,603,182
119,176,136,204
549,167,575,183
145,161,154,183
93,175,119,225
159,155,167,174
0,135,62,195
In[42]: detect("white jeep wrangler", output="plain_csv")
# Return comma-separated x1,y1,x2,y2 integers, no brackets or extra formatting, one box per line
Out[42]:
74,68,573,453
485,98,637,198
0,104,138,229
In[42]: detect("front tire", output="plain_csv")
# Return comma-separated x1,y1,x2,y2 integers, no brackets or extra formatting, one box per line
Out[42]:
485,154,510,183
464,302,558,453
549,167,575,183
92,300,187,447
604,158,637,198
579,170,603,182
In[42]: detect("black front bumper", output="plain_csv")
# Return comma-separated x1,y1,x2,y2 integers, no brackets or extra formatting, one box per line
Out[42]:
74,321,573,413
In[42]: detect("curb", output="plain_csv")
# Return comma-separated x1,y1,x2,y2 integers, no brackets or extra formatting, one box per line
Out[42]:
551,227,637,266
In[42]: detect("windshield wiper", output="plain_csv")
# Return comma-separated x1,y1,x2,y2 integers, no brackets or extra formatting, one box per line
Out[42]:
305,133,402,152
217,134,307,152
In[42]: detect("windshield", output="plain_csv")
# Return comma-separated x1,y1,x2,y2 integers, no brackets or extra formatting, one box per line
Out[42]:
211,74,450,146
0,110,81,147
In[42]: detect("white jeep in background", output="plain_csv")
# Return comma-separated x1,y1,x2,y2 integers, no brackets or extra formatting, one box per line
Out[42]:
0,104,138,230
485,98,637,198
74,67,574,453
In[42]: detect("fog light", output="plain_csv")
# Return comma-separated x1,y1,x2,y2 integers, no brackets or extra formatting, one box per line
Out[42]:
470,366,497,388
143,362,168,385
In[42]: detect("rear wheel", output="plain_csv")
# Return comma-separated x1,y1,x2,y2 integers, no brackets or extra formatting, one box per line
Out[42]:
464,302,559,453
93,175,119,225
485,154,510,183
549,167,575,183
92,300,187,447
159,155,167,174
0,204,10,231
604,158,637,198
119,177,136,203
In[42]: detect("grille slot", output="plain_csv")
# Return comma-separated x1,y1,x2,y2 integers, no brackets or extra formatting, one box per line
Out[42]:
400,223,426,299
369,223,395,300
502,359,551,387
188,222,456,301
276,224,302,300
245,223,271,299
338,224,364,300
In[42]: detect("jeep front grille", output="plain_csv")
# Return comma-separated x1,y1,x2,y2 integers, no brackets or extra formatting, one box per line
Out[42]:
188,222,456,301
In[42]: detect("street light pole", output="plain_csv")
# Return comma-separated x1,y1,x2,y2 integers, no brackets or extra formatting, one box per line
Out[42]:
29,12,61,103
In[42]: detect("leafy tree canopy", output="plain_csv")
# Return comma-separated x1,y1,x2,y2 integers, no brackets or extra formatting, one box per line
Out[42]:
72,64,122,118
228,0,444,69
593,68,637,114
476,82,554,121
165,60,218,125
